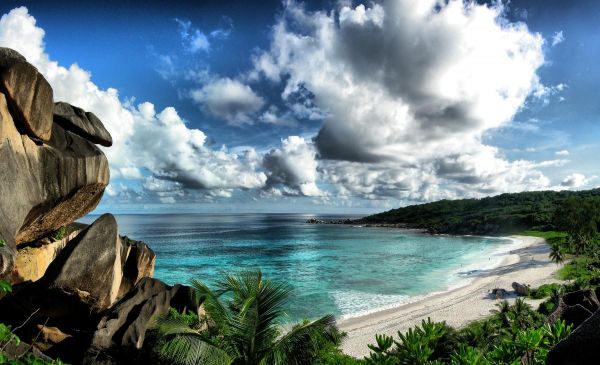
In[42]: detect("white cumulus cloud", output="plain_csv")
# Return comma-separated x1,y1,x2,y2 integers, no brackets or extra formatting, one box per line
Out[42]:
0,7,267,204
190,77,265,125
263,136,323,197
561,173,588,188
252,0,554,201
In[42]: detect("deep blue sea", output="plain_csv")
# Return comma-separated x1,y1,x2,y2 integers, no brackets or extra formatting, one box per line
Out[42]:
82,213,516,322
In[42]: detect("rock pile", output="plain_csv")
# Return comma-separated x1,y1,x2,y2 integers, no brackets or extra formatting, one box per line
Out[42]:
0,48,197,364
547,288,600,364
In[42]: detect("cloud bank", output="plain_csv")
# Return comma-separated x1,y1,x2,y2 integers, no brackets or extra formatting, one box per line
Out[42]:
252,0,568,201
0,2,587,208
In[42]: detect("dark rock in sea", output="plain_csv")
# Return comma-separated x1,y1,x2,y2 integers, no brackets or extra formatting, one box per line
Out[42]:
547,308,600,365
512,282,530,296
84,277,197,364
0,92,109,277
54,101,113,147
0,47,53,141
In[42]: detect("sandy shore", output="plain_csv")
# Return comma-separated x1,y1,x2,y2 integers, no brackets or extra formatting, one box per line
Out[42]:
339,235,562,358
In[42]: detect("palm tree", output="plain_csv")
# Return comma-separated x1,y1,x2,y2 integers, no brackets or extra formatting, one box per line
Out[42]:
157,270,337,365
549,242,564,264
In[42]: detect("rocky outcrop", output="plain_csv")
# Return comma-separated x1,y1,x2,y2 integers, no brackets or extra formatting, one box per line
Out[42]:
547,309,600,365
42,214,125,309
547,289,600,327
0,47,53,142
0,93,109,276
0,47,172,364
86,277,197,363
118,236,155,298
54,102,113,147
34,325,72,352
0,215,158,363
12,223,87,283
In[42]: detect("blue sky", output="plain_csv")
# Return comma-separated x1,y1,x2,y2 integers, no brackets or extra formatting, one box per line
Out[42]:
0,0,598,214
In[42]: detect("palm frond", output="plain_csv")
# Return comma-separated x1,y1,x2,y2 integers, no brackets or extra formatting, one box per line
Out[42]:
161,333,233,365
191,278,230,329
265,314,337,365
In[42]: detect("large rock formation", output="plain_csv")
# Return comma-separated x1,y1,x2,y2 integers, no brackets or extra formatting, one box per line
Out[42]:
547,289,600,327
85,278,197,364
0,47,192,365
0,47,53,142
12,223,87,283
43,214,126,309
0,48,109,277
54,102,113,147
547,308,600,365
118,236,156,298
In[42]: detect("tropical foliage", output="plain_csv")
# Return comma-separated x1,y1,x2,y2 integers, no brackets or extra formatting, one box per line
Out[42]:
157,270,338,365
361,188,600,235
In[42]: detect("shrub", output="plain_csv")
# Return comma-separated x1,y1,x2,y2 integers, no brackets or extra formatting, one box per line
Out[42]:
529,283,563,299
51,226,67,241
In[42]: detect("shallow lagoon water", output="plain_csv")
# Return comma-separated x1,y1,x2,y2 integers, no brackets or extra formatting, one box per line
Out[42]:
82,213,513,322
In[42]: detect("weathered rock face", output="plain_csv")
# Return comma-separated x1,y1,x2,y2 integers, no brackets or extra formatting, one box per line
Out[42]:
0,47,53,141
118,236,156,298
547,309,600,365
12,223,87,283
42,214,124,309
0,91,109,276
85,277,197,364
54,102,113,147
547,289,600,327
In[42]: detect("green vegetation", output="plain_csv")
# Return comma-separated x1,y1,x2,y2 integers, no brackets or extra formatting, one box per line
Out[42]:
355,302,570,365
50,226,67,241
361,188,600,235
528,283,564,300
0,239,5,248
156,270,338,365
0,280,12,296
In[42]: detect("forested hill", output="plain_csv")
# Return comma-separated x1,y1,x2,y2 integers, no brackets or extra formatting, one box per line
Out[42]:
360,188,600,235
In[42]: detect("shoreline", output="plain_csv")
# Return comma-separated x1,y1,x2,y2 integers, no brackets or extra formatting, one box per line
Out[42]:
338,235,562,358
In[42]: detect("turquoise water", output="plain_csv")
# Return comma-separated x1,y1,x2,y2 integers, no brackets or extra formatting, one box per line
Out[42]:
82,214,514,322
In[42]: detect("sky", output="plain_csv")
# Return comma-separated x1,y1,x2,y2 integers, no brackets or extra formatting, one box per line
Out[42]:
0,0,598,214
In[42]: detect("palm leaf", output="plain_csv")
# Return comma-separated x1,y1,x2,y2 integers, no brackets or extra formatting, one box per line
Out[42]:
156,317,232,365
264,314,337,365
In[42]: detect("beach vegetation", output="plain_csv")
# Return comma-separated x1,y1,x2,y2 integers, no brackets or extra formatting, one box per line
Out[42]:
528,283,564,299
361,188,600,235
156,270,338,365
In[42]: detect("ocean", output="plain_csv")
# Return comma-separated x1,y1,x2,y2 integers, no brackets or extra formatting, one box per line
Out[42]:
81,213,516,322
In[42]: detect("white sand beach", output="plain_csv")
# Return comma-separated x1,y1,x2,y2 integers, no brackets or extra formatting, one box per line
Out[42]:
339,236,562,358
